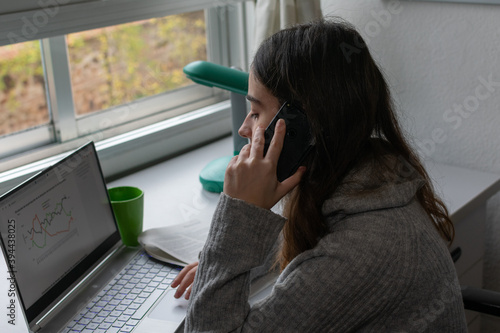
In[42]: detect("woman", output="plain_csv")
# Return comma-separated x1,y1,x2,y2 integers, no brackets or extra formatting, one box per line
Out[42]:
172,19,467,332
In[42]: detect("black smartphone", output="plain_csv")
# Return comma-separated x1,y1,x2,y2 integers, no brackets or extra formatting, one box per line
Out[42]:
263,102,314,182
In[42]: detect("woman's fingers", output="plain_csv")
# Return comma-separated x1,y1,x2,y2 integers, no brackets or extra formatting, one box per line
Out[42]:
223,118,305,209
171,261,197,287
174,266,197,299
172,262,198,299
239,142,251,159
184,285,193,300
279,166,306,195
265,119,286,163
250,126,266,159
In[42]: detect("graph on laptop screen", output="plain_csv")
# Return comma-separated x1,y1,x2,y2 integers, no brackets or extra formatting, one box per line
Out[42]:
0,143,119,320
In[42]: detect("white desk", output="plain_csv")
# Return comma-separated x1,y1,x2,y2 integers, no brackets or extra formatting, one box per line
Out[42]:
1,136,499,332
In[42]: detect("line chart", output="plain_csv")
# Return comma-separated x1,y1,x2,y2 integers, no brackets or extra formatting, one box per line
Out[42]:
24,195,75,250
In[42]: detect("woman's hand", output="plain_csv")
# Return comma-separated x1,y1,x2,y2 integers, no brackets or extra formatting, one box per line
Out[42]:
171,122,303,300
224,119,306,210
171,261,198,299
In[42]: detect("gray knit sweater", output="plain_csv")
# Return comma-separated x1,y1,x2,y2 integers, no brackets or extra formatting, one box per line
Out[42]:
185,161,467,332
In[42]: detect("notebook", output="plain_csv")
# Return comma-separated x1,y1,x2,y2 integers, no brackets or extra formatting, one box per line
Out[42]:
0,142,190,333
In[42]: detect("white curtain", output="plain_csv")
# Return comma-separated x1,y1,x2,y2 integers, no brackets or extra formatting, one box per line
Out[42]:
254,0,323,47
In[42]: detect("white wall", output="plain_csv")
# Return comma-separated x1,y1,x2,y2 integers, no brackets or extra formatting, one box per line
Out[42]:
320,0,500,331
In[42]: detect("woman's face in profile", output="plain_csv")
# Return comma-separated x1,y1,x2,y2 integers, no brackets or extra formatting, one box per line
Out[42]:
238,71,280,142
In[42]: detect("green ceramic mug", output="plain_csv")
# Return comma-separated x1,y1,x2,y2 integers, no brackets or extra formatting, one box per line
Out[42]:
108,186,144,247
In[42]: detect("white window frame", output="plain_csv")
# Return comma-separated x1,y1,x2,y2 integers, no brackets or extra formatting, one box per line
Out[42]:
0,0,255,195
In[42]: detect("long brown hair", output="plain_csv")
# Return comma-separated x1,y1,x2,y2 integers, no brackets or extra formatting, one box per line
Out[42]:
252,18,454,270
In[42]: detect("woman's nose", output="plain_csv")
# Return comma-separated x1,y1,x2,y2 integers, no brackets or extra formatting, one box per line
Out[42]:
238,124,251,139
238,116,252,139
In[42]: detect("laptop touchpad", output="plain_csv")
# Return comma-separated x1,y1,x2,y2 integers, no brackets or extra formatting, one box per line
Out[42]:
148,289,189,321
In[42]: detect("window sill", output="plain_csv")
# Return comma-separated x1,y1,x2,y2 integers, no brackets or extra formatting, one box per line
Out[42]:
0,100,232,195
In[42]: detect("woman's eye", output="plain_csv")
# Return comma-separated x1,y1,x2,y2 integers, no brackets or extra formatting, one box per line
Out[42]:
250,113,259,120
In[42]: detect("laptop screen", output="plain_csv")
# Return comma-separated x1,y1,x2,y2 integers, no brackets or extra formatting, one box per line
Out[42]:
0,142,121,324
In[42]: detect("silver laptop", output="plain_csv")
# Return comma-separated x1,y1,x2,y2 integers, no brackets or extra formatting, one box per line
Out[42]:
0,142,190,333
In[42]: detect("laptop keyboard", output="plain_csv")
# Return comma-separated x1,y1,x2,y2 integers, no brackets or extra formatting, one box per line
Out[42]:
62,251,181,333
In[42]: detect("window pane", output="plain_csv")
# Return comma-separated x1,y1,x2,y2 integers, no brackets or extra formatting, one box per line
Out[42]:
67,11,207,117
0,41,49,136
